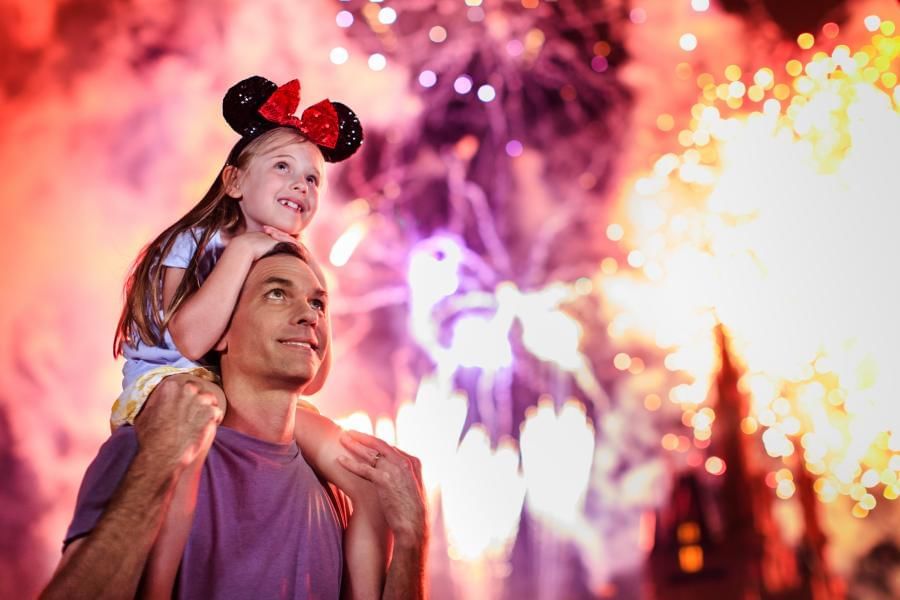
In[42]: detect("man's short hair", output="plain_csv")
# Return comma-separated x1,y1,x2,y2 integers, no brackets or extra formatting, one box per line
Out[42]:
260,241,309,263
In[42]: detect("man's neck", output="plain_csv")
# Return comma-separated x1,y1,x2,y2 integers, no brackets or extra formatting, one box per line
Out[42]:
219,376,299,444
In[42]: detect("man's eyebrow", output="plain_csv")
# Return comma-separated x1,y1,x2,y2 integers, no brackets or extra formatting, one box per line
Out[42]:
262,276,294,288
262,276,328,297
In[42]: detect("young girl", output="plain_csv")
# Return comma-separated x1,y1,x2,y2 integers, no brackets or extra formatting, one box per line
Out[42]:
112,76,387,598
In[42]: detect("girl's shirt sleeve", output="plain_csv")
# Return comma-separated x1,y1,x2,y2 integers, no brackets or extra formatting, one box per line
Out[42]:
161,230,201,269
118,227,224,400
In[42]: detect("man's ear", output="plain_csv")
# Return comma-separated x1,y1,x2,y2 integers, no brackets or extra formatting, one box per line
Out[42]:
222,165,242,198
214,335,228,353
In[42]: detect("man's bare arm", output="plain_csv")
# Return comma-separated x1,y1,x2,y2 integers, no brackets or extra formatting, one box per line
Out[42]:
338,430,429,600
41,379,222,600
382,530,428,600
41,451,182,600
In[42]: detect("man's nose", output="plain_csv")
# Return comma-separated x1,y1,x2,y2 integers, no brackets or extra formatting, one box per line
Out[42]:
293,301,318,325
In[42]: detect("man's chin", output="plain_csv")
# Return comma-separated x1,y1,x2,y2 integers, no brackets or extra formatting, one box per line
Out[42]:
274,366,319,392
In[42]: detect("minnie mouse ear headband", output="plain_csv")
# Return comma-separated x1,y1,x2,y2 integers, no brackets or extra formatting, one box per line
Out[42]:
223,75,363,164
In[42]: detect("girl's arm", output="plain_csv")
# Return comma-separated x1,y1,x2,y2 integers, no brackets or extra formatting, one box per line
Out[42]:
295,408,391,600
168,232,283,360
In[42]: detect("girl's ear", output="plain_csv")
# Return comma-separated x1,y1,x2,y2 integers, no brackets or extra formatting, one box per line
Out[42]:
222,165,242,198
214,336,228,353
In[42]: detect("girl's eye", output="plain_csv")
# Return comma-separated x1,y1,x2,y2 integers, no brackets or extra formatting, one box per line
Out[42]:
266,288,286,300
275,162,289,171
307,175,318,186
311,298,326,311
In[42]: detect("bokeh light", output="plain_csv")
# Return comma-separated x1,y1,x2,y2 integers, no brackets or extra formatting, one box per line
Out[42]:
454,75,473,94
418,69,437,88
367,52,387,71
477,84,496,102
329,46,349,65
679,33,698,51
336,10,353,28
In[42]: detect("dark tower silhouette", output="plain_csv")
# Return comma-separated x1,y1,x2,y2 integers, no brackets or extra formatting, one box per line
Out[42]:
647,324,840,599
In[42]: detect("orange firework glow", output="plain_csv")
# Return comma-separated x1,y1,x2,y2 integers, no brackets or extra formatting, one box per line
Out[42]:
600,16,900,518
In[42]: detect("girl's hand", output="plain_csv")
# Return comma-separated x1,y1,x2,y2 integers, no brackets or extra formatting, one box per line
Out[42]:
262,225,299,245
263,226,313,263
229,231,285,261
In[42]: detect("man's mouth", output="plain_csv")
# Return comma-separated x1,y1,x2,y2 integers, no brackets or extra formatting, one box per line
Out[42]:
279,339,318,351
278,198,305,213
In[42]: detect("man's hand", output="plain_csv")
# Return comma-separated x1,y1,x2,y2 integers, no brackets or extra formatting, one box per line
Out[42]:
338,431,428,599
136,375,224,471
337,430,427,549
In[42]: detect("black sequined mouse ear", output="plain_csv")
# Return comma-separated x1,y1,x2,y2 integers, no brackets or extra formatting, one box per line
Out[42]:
222,76,279,138
319,102,364,163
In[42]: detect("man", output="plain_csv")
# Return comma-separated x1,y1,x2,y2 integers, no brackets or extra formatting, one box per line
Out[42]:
42,244,428,599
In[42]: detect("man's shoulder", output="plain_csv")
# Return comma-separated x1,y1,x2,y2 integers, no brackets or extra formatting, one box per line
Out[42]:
63,427,139,547
103,425,139,454
81,427,140,495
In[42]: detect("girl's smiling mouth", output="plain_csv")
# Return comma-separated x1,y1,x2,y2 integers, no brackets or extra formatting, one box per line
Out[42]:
278,198,305,213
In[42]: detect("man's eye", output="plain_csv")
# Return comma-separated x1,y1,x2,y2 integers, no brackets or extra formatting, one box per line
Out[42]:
266,288,286,299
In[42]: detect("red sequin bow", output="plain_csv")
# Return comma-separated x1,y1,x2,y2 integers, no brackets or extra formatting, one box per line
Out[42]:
257,79,339,149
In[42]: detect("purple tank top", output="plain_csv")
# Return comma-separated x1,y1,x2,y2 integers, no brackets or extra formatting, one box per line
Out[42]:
65,426,344,599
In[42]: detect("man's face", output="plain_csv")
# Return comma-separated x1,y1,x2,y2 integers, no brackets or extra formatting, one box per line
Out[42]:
219,253,329,391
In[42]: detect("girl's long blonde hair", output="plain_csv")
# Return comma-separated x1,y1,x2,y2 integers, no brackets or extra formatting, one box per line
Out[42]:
114,127,309,356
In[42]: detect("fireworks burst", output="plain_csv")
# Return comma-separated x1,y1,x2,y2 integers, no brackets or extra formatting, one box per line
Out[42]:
600,15,900,518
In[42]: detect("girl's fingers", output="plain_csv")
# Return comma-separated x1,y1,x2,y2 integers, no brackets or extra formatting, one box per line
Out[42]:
339,432,382,464
263,226,299,243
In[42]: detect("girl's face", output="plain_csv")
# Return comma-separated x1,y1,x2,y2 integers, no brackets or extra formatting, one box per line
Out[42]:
231,135,326,236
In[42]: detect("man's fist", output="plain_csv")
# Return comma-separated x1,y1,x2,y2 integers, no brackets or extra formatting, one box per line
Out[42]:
136,374,225,470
